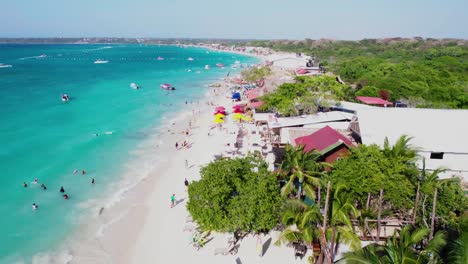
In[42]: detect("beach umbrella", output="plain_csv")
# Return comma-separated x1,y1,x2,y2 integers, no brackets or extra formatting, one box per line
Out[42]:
233,109,243,114
233,105,242,109
215,106,226,111
232,113,244,121
214,118,224,124
215,113,225,118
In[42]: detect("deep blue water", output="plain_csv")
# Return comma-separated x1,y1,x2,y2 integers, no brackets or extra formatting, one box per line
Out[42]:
0,44,256,263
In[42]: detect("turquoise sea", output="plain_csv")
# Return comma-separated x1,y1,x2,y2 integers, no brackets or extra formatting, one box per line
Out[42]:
0,44,257,263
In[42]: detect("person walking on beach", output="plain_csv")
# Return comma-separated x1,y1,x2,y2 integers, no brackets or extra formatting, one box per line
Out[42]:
185,159,188,168
170,193,176,208
184,178,189,187
175,142,179,150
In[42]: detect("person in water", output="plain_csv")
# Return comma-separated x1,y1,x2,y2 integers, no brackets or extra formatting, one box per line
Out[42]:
60,186,65,193
32,203,38,210
34,178,38,184
41,184,47,190
23,182,28,188
82,170,86,175
91,178,95,184
73,169,78,174
63,194,69,200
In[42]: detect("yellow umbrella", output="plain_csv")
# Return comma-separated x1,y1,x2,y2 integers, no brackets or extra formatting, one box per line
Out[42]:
214,118,224,123
232,113,244,121
215,113,225,118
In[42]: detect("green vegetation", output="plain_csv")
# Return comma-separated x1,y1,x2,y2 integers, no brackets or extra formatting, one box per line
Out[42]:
341,225,447,264
248,39,468,108
186,136,467,263
240,66,272,82
259,75,353,116
187,156,283,233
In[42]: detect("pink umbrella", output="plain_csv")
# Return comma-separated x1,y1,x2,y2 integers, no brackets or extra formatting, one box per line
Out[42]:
233,105,242,109
215,106,226,111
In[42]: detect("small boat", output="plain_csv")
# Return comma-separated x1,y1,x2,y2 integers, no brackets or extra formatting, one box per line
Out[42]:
216,63,224,68
130,83,139,89
38,54,47,58
187,69,192,72
160,83,175,90
62,94,70,102
94,59,109,64
205,65,210,70
157,56,164,61
0,63,12,68
187,57,194,61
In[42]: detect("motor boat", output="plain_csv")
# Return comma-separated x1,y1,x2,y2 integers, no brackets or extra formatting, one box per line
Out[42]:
94,59,109,64
187,57,194,61
62,94,70,102
130,83,139,89
38,54,47,58
216,63,224,68
205,65,210,70
0,63,12,68
157,56,164,60
160,83,175,90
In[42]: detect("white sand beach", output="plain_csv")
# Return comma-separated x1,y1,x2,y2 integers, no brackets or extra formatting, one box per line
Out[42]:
63,52,310,264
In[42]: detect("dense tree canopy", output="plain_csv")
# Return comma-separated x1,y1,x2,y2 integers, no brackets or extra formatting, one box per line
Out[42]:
248,39,468,108
187,156,283,233
259,75,353,116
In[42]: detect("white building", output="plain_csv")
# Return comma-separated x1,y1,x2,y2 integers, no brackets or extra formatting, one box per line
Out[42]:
357,108,468,182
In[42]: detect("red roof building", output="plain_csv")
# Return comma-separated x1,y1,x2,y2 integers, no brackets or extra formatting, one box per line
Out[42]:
294,125,354,165
356,96,393,106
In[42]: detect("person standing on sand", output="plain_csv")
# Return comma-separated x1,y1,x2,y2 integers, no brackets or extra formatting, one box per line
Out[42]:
185,159,188,168
184,178,189,187
256,234,263,257
175,142,179,149
170,194,176,208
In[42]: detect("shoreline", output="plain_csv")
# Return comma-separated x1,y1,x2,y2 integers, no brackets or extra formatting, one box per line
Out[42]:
38,48,302,263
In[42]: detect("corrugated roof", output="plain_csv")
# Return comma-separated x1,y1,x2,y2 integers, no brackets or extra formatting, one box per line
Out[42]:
294,125,353,152
269,111,354,128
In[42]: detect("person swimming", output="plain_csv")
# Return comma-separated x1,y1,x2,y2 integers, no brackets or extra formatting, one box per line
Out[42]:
32,203,38,210
41,184,47,190
23,182,28,188
82,170,86,175
33,178,38,184
91,178,95,184
60,186,65,193
63,194,69,200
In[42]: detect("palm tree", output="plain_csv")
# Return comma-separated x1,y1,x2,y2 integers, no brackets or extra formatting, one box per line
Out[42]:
382,135,418,163
279,144,328,200
341,225,447,264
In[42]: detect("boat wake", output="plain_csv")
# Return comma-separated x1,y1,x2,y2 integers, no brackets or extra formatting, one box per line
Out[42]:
19,54,47,60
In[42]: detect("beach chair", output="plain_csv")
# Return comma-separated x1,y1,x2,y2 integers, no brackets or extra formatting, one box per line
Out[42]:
214,244,239,256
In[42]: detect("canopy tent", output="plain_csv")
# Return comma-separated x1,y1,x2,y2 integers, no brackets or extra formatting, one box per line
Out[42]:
231,92,241,101
356,96,393,106
249,101,264,109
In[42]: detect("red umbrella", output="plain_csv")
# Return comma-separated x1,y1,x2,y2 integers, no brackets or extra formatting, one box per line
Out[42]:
233,105,242,109
233,109,243,113
214,111,226,115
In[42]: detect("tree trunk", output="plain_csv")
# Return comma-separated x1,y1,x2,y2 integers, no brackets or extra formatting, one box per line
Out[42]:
317,185,321,209
366,192,371,210
429,188,438,240
320,181,332,264
422,195,429,228
377,189,383,242
412,182,420,223
330,227,336,262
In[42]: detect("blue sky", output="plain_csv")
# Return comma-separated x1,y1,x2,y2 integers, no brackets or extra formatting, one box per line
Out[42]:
1,0,467,39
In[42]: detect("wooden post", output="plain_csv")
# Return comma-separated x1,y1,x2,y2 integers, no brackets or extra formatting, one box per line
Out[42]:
377,189,383,242
320,181,332,264
323,181,331,233
366,192,371,210
429,188,438,240
412,182,420,223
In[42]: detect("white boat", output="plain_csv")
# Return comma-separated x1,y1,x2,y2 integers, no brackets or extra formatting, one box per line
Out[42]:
205,65,210,70
157,56,164,60
187,57,194,61
130,83,139,89
234,60,241,64
61,94,70,102
0,63,12,68
94,59,109,64
38,54,47,58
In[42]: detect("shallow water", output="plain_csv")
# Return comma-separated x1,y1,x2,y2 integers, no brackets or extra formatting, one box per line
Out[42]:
0,44,257,263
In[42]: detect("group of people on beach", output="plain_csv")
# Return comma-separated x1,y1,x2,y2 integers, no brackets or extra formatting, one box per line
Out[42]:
25,169,95,211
